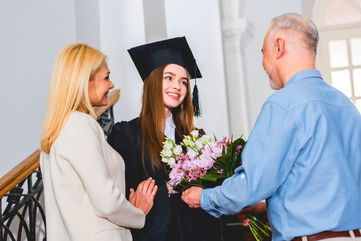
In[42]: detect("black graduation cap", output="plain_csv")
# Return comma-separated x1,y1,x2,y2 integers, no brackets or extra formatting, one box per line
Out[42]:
128,36,202,117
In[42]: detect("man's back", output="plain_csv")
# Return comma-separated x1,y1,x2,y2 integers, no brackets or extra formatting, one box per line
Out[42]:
183,12,361,241
263,69,361,239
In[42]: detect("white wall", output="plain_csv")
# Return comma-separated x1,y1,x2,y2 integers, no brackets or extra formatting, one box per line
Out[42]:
75,0,101,48
243,0,303,127
0,0,306,177
103,0,231,137
97,0,146,122
303,0,316,18
0,0,76,176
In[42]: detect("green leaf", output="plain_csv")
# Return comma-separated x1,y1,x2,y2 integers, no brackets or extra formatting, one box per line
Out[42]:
201,172,222,182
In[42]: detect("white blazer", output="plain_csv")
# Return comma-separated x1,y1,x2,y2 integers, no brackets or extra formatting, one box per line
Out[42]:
40,111,145,241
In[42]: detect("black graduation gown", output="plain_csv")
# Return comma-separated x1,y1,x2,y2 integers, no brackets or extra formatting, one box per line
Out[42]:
107,118,221,241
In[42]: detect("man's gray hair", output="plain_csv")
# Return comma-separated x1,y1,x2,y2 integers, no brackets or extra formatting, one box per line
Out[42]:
270,13,319,54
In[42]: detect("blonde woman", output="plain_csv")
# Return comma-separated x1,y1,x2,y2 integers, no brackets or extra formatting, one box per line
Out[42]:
40,43,157,241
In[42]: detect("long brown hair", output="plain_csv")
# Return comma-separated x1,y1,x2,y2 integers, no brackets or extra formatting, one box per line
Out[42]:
139,64,195,170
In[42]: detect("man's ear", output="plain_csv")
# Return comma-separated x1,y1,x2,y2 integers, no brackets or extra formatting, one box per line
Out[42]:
274,37,286,59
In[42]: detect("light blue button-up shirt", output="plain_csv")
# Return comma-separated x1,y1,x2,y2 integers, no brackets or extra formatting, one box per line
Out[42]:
201,69,361,241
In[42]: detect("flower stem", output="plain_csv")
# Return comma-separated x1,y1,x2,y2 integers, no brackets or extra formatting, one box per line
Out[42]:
245,214,272,241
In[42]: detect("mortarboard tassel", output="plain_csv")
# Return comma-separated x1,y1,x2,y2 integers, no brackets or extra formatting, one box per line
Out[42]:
192,79,201,117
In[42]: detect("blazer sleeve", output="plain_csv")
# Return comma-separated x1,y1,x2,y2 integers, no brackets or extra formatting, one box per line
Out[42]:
60,114,145,229
108,121,143,198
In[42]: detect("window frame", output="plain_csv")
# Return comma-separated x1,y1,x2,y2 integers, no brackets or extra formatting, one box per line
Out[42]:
313,0,361,111
317,23,361,103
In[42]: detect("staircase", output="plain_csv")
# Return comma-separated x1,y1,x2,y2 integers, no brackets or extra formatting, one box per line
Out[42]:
0,90,120,241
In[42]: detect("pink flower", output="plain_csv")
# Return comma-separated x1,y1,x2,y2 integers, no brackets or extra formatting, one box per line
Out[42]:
236,145,243,154
164,133,246,189
216,169,224,174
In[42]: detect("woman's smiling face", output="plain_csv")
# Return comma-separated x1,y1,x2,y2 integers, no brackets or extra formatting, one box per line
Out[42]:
88,61,114,107
162,64,189,111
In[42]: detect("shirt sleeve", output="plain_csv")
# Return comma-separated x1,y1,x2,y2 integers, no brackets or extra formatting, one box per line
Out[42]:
201,102,301,217
60,114,145,229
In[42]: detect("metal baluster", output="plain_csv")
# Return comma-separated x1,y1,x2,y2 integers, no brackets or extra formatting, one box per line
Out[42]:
0,169,46,241
0,104,116,241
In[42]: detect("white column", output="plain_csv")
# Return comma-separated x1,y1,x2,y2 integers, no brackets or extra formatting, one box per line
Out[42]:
220,0,253,137
143,0,167,42
165,0,230,137
97,0,146,121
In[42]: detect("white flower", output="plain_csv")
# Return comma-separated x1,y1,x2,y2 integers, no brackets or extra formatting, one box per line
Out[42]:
161,157,169,164
164,140,173,149
191,130,199,137
200,135,212,144
173,145,182,155
183,138,194,147
163,149,172,158
187,148,198,158
168,157,176,167
195,139,203,149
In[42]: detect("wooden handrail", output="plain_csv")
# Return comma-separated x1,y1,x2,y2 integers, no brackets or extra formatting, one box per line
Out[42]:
0,150,40,198
0,89,121,198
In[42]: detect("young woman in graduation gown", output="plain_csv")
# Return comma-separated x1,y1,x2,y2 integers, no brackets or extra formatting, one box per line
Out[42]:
108,37,221,241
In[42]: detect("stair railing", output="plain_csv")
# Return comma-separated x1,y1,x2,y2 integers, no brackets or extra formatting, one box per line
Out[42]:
0,89,120,241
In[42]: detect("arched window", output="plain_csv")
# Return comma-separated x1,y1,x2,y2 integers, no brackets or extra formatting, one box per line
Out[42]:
313,0,361,112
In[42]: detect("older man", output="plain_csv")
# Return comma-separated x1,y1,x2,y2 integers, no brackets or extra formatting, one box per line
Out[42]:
182,13,361,241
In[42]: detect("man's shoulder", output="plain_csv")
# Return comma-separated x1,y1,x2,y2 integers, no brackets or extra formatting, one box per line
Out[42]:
267,81,356,117
266,76,323,109
265,87,294,108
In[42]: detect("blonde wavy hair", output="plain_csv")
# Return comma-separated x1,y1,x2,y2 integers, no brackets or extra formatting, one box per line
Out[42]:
40,43,105,154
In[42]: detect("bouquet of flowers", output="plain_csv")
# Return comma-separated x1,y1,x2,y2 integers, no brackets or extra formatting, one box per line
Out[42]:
160,130,271,241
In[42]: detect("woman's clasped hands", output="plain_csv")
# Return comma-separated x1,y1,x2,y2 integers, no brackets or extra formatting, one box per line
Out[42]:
129,177,158,215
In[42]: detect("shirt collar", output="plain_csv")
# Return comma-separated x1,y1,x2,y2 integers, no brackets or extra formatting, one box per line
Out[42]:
166,115,176,129
285,69,322,87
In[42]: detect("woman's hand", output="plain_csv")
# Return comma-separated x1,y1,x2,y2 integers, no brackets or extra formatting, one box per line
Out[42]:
129,177,158,215
236,201,267,227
